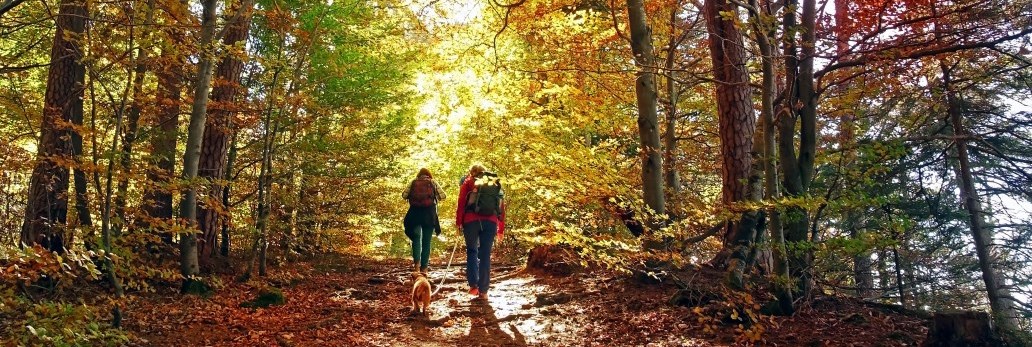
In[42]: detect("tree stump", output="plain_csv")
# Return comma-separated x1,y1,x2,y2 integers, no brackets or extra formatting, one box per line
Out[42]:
921,311,1002,347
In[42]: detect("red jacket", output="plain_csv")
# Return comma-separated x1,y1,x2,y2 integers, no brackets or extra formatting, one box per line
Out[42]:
456,176,506,235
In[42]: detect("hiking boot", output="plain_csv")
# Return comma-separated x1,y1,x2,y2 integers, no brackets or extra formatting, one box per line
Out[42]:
470,292,488,304
469,287,480,296
420,267,428,275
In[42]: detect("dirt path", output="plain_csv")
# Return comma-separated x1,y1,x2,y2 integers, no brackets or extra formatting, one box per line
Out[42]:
126,255,928,346
128,256,599,346
386,266,565,346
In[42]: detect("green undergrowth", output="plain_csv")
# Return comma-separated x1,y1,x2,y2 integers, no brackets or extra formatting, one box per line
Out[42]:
1,247,129,346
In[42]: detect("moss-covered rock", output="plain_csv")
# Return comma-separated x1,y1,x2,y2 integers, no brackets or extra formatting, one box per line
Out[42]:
241,287,286,308
181,278,213,297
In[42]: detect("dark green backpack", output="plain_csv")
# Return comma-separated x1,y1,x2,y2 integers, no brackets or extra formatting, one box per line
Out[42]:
466,172,502,216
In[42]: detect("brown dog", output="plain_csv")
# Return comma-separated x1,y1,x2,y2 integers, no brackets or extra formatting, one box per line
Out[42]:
411,272,431,316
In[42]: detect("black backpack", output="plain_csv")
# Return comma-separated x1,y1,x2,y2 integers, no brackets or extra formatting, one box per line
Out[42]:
465,172,502,216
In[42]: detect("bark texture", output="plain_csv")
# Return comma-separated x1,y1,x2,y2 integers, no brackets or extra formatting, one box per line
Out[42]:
196,0,254,268
20,0,87,252
702,0,760,289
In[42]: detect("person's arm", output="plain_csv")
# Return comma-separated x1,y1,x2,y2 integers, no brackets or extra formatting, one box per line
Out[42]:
432,180,446,200
456,180,469,230
497,199,506,237
402,180,412,199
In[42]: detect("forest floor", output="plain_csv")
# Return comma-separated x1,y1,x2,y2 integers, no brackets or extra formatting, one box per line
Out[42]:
125,252,930,346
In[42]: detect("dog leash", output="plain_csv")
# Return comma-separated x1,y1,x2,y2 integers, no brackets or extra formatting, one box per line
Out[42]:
431,234,460,296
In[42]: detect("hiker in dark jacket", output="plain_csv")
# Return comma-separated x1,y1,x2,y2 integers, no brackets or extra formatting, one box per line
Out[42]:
456,164,506,301
403,168,446,274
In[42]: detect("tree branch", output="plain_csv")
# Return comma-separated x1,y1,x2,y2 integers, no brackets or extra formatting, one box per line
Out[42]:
0,0,26,18
816,27,1032,79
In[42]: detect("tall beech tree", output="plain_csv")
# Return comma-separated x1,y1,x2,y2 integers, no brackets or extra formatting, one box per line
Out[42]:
20,0,88,252
625,0,665,219
748,0,793,314
778,0,817,295
180,0,219,279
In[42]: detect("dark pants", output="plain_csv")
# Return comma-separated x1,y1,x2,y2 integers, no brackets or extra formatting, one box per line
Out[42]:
463,220,497,294
404,206,439,270
407,223,434,269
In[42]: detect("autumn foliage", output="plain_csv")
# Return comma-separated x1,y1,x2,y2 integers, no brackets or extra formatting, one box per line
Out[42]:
2,0,1032,344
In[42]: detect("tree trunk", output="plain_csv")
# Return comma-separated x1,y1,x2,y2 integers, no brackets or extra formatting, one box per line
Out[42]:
662,7,680,199
878,249,892,295
115,0,158,236
20,0,87,253
196,0,254,269
220,131,239,257
100,52,131,304
245,61,284,279
248,117,277,279
850,222,874,298
297,175,317,254
922,311,1003,347
71,69,92,247
625,0,665,221
702,0,760,289
779,0,817,296
277,171,296,258
751,0,793,314
941,62,1019,330
892,244,909,308
141,1,186,244
180,0,219,279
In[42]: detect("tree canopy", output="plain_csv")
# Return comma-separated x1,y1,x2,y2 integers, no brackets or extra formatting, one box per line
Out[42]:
1,0,1031,344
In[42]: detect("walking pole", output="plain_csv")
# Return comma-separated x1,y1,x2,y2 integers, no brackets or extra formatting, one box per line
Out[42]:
430,195,458,296
432,231,459,296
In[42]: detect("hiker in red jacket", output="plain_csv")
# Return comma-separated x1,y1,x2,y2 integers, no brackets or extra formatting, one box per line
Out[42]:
456,164,506,301
403,168,446,274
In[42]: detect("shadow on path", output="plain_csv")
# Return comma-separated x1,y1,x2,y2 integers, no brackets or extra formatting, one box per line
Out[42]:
461,301,527,347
